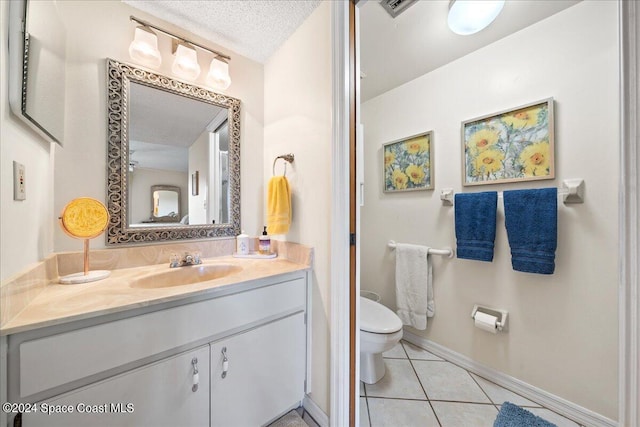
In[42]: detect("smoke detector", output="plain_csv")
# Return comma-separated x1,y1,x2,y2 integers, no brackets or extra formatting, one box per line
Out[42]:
380,0,418,18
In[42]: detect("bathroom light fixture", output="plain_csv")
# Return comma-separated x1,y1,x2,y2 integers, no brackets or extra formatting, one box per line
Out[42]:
207,57,231,90
448,0,505,35
128,16,231,89
128,25,162,68
172,41,201,80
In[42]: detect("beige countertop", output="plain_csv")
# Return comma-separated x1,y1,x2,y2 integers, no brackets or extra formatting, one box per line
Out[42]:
1,256,309,336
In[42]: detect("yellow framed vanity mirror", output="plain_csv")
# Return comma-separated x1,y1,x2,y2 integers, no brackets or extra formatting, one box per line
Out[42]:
106,59,241,245
59,197,111,284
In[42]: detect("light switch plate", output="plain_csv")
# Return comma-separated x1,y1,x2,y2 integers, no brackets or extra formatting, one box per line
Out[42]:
13,161,26,200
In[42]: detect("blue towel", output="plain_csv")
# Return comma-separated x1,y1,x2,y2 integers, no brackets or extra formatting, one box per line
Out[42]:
503,188,557,274
454,192,498,262
494,402,557,427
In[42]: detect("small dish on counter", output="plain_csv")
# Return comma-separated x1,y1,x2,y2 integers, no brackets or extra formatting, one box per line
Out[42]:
232,252,277,259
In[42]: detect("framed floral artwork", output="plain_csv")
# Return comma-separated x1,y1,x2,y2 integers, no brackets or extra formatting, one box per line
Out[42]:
462,98,555,186
383,131,434,192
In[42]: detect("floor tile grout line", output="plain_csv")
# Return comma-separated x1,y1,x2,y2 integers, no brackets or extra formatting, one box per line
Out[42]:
404,344,443,427
429,399,500,406
400,340,411,356
366,396,499,405
384,356,448,362
468,370,500,411
366,396,428,402
469,371,544,409
364,396,372,427
401,339,447,362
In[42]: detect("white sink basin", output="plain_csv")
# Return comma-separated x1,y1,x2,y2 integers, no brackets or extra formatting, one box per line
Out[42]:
131,264,242,289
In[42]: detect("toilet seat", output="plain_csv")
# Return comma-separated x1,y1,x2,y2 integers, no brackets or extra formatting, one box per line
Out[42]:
360,296,402,334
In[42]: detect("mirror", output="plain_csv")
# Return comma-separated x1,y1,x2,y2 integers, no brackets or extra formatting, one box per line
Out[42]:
8,0,66,145
106,59,241,244
147,185,182,223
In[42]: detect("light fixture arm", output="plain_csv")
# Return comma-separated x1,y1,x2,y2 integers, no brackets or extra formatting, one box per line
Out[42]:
130,16,231,62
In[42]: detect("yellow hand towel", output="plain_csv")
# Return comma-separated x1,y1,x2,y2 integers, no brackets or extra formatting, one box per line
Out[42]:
267,176,291,235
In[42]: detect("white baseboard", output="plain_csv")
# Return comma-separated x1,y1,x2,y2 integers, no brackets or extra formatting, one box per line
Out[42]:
303,394,329,427
402,330,617,427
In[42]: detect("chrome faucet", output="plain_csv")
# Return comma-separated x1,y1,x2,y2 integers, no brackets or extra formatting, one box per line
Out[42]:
170,252,202,268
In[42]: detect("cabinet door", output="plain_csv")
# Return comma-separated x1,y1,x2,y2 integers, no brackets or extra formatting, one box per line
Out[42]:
210,313,305,427
22,346,209,427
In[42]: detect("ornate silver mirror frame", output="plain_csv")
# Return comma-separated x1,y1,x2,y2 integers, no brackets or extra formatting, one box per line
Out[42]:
106,59,241,245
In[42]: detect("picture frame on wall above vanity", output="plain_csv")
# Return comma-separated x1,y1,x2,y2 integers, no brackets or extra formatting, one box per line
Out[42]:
382,131,434,193
462,98,555,186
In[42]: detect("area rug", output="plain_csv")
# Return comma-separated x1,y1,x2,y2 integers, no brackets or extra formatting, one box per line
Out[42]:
494,402,557,427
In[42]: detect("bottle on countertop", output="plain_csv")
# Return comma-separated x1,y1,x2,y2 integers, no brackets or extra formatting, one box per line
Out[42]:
259,226,271,254
236,230,249,255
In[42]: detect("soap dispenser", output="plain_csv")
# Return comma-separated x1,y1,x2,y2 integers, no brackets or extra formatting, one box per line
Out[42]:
236,230,249,255
259,226,271,254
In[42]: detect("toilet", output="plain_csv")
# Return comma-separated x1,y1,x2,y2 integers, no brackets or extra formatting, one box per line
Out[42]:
360,296,403,384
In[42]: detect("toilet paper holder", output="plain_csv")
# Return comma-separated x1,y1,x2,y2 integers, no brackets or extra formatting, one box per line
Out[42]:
471,305,509,332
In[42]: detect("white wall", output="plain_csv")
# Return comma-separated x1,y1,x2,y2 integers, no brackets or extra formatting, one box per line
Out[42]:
264,1,332,414
129,168,188,224
0,0,55,281
361,1,619,420
52,0,264,251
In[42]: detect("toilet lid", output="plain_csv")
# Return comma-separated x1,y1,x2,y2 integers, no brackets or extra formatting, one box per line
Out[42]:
360,296,403,334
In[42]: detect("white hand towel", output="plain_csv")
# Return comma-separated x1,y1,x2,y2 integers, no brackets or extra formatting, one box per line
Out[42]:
395,243,434,330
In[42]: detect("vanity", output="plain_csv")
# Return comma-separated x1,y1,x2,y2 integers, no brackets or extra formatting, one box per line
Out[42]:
2,255,311,427
1,43,309,427
2,4,312,425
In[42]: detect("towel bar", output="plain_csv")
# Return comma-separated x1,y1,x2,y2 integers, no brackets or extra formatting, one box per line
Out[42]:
440,178,585,206
387,240,454,258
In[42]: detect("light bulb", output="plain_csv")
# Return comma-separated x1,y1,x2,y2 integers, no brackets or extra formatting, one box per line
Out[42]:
172,42,201,80
207,57,231,90
129,26,161,68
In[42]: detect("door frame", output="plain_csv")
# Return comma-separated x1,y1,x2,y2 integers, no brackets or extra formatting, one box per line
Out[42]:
618,1,639,425
329,1,353,426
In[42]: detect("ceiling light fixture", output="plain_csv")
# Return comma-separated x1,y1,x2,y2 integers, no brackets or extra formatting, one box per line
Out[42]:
448,0,505,35
128,16,231,89
129,25,162,68
207,57,231,90
172,41,201,80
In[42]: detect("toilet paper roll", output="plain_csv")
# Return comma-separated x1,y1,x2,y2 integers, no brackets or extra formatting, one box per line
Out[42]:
474,311,498,334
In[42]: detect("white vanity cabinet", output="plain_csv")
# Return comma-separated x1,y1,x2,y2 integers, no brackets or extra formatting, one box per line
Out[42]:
210,312,305,426
21,346,210,427
7,272,309,427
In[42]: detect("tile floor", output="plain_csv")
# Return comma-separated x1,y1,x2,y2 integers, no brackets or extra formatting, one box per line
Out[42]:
268,408,318,427
360,340,583,427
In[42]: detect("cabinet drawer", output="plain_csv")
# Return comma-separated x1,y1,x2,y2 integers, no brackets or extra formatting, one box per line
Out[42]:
18,277,305,398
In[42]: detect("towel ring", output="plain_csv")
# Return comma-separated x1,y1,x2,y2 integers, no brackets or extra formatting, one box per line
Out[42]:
272,154,295,176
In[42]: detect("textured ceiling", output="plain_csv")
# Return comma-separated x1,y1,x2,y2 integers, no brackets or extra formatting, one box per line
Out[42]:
123,0,322,63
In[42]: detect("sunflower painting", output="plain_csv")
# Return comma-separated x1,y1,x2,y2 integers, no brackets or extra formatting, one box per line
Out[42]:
383,131,434,192
462,99,555,186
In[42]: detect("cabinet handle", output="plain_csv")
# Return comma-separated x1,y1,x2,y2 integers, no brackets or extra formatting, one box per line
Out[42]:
221,347,229,379
192,357,199,392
